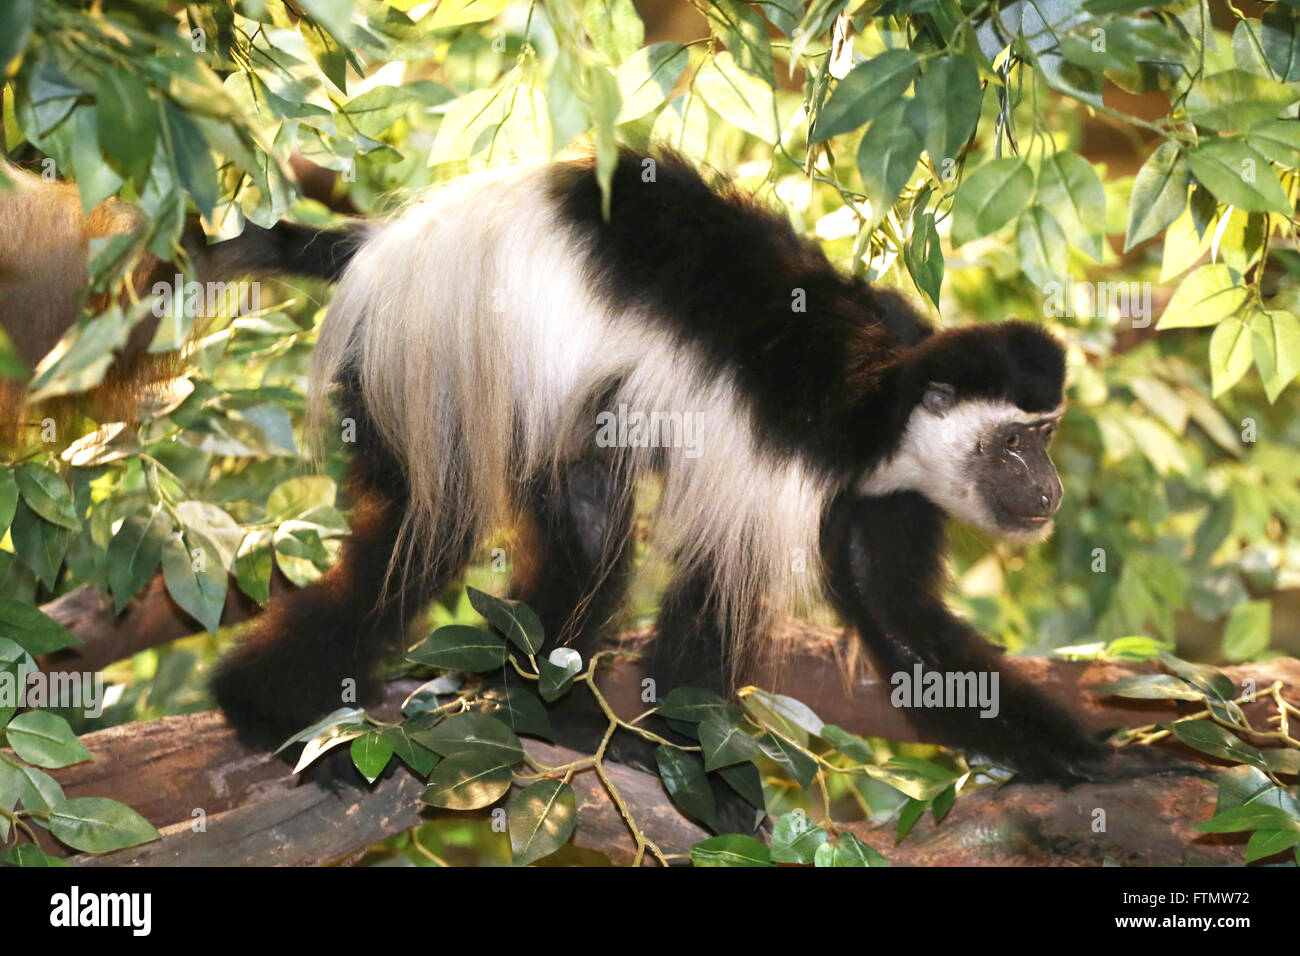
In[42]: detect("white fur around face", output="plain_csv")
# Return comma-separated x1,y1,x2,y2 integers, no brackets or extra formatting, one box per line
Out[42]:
856,399,1060,541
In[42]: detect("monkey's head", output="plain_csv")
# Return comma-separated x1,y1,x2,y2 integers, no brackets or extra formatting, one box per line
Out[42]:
859,321,1067,544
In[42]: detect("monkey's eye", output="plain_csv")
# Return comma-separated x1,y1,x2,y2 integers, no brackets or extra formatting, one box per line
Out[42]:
1005,433,1020,449
922,383,955,415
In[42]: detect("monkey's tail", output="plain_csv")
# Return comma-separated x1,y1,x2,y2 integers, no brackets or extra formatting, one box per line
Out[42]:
193,221,370,284
210,381,461,751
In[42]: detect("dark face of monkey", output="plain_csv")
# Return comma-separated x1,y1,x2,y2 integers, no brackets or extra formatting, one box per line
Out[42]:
857,382,1065,544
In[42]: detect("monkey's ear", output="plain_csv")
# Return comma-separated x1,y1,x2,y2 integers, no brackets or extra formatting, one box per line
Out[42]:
921,382,955,415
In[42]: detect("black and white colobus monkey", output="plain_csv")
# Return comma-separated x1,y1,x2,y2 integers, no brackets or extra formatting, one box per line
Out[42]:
212,148,1127,811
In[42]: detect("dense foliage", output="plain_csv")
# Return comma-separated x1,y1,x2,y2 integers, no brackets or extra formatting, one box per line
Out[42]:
0,0,1297,865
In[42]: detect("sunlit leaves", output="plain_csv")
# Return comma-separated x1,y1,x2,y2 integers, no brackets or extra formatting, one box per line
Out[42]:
950,158,1034,247
855,101,922,221
1185,69,1299,130
694,52,778,143
508,780,576,865
430,0,508,29
1186,140,1291,214
812,50,919,143
614,43,688,123
96,71,157,187
1126,142,1189,250
1208,313,1255,397
909,53,982,166
422,751,514,810
1156,265,1249,330
160,529,227,635
1220,598,1271,661
106,505,171,613
1250,309,1300,402
1037,150,1106,261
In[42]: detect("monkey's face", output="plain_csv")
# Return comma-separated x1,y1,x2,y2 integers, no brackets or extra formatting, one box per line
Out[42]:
857,383,1065,543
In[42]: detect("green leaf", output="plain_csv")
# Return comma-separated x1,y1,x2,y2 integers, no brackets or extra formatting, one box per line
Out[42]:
1195,802,1300,833
234,528,274,604
538,652,580,701
477,686,553,740
741,688,824,740
656,745,718,831
0,843,70,866
1156,264,1249,330
1261,5,1300,82
1187,140,1291,215
1015,206,1068,287
1125,142,1189,250
650,92,710,160
1091,674,1204,701
160,529,227,636
705,0,775,87
106,505,171,613
407,625,508,672
298,0,356,38
15,463,80,530
350,732,395,783
161,103,218,219
0,0,35,74
770,812,828,863
581,0,644,63
1172,719,1265,766
421,751,514,810
820,724,875,762
1185,69,1299,131
718,760,766,809
856,100,922,218
698,714,762,770
757,733,818,788
1248,119,1300,168
344,85,415,138
411,712,523,763
267,476,336,520
47,796,160,853
1221,599,1271,662
827,831,890,866
904,209,943,308
909,53,981,166
614,43,689,123
1245,828,1300,862
950,158,1034,247
812,50,920,142
1037,150,1106,261
0,468,17,532
0,596,78,655
466,585,544,655
509,780,577,865
9,499,70,588
1250,309,1300,402
689,833,772,866
694,52,778,143
657,687,734,723
96,70,157,186
381,725,440,776
4,711,91,768
1209,313,1255,397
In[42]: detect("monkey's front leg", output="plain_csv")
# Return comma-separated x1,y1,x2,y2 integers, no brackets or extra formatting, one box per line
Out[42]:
821,490,1125,785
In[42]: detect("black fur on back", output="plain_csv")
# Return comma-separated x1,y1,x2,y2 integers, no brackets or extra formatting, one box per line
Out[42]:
548,149,1065,478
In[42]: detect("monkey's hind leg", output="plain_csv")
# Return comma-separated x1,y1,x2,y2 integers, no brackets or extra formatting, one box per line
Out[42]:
506,458,635,755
